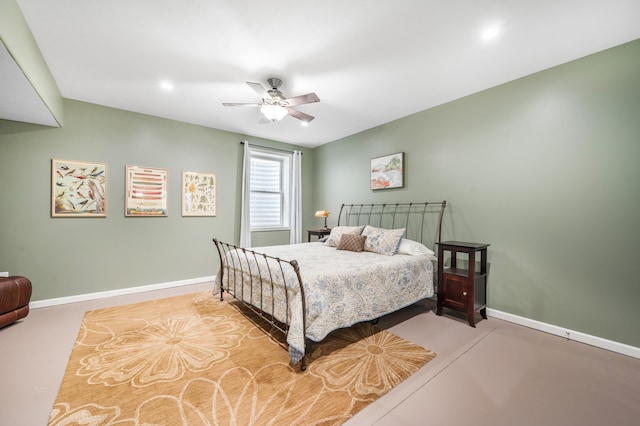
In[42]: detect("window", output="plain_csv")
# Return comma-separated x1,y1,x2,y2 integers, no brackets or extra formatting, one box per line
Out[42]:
249,149,291,230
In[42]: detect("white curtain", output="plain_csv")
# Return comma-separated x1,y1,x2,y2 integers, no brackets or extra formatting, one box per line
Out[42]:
289,150,302,244
239,142,252,248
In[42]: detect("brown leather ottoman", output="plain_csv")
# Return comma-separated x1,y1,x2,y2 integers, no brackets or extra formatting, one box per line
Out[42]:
0,276,32,328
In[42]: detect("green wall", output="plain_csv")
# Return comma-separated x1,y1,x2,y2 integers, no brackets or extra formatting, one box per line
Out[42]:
0,99,313,301
1,32,638,350
312,40,640,348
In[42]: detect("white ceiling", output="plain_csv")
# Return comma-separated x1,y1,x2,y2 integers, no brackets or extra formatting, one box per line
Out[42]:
11,0,640,147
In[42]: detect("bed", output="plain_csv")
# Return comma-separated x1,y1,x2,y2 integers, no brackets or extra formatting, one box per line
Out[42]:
213,201,446,370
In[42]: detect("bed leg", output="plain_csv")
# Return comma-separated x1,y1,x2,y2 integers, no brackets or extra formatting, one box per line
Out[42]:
219,288,224,302
300,339,312,371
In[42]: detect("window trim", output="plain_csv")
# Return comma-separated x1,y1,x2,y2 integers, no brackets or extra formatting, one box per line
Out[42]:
248,147,292,231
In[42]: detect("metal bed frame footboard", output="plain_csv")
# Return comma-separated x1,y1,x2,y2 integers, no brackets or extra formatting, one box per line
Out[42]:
212,238,310,370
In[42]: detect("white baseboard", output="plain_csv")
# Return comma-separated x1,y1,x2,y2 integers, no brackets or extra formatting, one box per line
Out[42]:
487,308,640,360
30,276,215,309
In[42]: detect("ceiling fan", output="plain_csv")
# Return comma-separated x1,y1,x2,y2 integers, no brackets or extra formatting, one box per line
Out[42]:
223,78,320,123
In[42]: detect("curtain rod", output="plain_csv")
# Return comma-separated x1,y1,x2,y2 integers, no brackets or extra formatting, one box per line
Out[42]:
240,141,302,155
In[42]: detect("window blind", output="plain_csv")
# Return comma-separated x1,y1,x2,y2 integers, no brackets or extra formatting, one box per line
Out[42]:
250,155,284,228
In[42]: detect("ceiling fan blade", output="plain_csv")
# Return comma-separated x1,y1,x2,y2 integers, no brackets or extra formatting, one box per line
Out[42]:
284,92,320,107
246,81,272,100
286,107,315,123
222,102,261,107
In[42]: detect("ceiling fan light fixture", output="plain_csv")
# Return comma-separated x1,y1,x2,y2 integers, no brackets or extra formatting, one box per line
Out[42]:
224,79,319,124
260,104,288,122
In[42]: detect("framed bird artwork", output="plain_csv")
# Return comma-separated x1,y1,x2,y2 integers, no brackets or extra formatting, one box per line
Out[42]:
51,159,107,218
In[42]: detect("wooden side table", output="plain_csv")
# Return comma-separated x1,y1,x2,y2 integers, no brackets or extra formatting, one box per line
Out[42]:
307,229,331,242
436,241,490,327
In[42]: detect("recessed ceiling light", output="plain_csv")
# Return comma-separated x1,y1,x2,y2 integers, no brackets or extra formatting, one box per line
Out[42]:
301,121,309,127
481,26,500,40
160,80,174,91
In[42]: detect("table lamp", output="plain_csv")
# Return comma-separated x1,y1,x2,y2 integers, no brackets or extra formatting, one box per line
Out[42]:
314,210,329,231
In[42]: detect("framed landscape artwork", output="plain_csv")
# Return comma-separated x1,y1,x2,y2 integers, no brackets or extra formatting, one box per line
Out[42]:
370,152,404,190
182,171,216,216
125,166,168,216
51,159,107,217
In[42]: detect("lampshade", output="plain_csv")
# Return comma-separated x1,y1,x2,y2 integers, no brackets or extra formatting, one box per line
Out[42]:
260,104,288,122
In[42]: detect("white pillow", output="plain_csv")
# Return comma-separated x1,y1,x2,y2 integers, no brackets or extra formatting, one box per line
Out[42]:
397,238,435,256
361,225,405,255
324,225,365,247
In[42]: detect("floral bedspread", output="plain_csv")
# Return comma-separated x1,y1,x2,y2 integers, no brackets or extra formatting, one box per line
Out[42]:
216,242,435,364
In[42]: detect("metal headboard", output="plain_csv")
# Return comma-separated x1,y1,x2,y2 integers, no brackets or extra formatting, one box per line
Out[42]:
336,201,447,250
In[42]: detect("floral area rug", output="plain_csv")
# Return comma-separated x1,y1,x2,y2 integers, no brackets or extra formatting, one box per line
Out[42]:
49,291,436,425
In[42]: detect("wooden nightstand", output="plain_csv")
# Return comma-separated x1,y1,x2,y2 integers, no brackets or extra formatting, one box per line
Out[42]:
307,229,331,242
436,241,490,327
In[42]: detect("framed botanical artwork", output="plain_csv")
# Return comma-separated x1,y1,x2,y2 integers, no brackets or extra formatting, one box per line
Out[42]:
182,171,216,216
51,159,107,217
125,165,168,216
370,152,404,190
